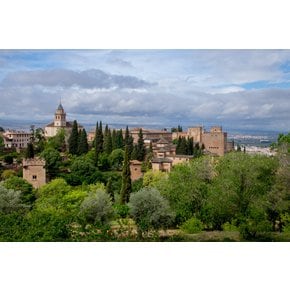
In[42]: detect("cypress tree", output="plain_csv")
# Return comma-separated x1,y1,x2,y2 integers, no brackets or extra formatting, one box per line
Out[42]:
78,128,89,155
127,135,134,159
179,137,188,155
120,145,132,204
124,126,133,159
94,121,104,166
124,126,130,145
104,126,113,155
116,129,124,149
106,177,114,202
136,128,146,161
187,137,194,155
176,136,182,154
131,144,138,160
25,142,35,159
112,129,117,150
68,120,79,155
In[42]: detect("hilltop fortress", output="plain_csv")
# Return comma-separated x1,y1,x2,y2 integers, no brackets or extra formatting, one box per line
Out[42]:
172,125,234,156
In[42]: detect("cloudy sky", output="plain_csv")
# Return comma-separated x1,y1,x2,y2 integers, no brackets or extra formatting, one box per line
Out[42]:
0,49,290,132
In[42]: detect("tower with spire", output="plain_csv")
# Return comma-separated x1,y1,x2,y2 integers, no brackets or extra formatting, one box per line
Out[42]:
54,101,66,127
44,99,83,138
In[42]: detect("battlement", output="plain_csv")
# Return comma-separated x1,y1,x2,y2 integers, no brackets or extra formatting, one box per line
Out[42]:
23,157,46,167
210,126,223,133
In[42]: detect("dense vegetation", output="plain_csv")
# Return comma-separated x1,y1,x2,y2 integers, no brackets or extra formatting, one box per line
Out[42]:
0,126,289,241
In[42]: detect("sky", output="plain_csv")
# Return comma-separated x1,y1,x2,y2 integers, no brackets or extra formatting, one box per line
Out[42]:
0,49,290,132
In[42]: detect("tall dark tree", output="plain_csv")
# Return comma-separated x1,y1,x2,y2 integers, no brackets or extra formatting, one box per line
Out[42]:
116,129,124,149
187,137,194,155
124,126,133,159
25,143,35,159
124,126,130,145
78,129,89,155
94,121,104,166
111,129,117,150
131,144,138,160
120,145,132,204
178,137,188,155
136,128,146,161
68,120,79,155
106,177,114,202
176,136,182,154
103,125,113,154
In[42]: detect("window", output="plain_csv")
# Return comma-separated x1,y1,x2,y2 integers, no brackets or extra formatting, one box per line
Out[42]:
32,175,37,180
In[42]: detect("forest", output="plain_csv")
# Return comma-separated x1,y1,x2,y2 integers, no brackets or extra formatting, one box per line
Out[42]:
0,123,289,242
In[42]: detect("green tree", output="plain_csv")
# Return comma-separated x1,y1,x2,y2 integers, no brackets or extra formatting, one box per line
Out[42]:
109,149,124,170
1,169,16,180
34,127,46,153
266,141,290,231
2,176,35,205
124,126,134,159
98,152,111,171
0,185,27,214
68,156,100,185
25,143,35,159
94,121,104,166
111,129,117,150
128,187,175,239
40,148,62,180
78,128,89,155
187,138,194,155
79,189,114,226
136,128,146,161
106,177,114,202
131,144,138,160
0,136,4,153
116,129,124,149
103,125,113,154
24,209,71,242
159,157,214,225
203,152,277,230
68,120,79,155
120,146,132,204
46,128,66,152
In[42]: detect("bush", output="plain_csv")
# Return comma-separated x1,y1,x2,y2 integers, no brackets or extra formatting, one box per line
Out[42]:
79,189,114,226
180,217,204,234
281,213,290,232
4,155,14,165
114,204,130,218
222,221,238,232
129,187,175,238
2,176,35,205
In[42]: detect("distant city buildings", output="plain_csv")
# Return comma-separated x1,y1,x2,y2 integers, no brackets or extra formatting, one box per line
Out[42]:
3,130,32,150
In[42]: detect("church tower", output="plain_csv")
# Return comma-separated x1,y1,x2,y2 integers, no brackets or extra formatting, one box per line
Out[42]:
54,102,66,127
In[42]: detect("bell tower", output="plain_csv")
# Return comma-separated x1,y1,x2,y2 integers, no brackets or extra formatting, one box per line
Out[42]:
54,101,66,127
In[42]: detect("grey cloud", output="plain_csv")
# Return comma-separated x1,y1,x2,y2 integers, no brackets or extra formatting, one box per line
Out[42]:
107,58,133,68
1,83,290,132
1,69,155,89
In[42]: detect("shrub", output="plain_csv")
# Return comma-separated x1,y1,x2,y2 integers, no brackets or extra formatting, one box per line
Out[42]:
180,217,204,234
128,187,175,238
222,221,238,232
79,189,114,226
114,204,130,218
